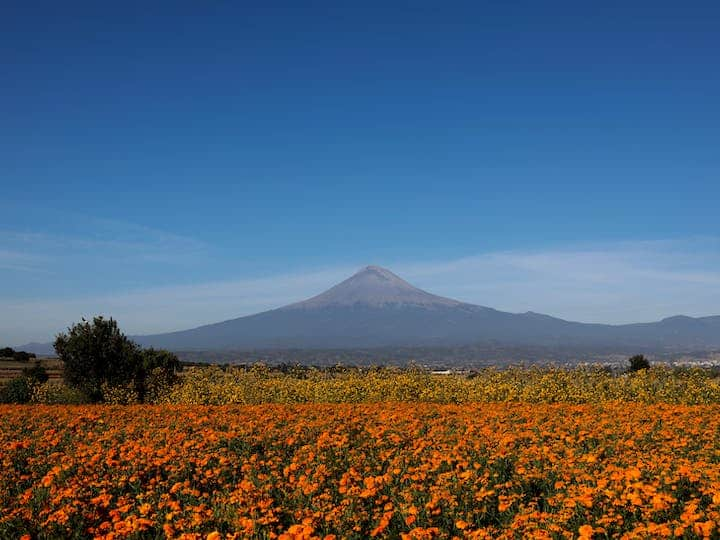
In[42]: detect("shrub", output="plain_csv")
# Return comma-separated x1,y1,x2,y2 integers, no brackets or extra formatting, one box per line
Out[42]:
31,381,90,405
54,317,181,403
54,316,141,401
628,354,650,372
22,362,49,384
100,381,139,404
144,366,180,403
136,348,181,402
12,351,34,362
0,347,14,358
0,377,32,404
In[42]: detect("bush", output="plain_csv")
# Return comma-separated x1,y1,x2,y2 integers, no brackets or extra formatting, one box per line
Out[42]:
136,348,181,402
144,366,180,403
100,381,139,404
31,381,90,404
22,362,49,384
12,351,34,362
0,347,15,358
628,354,651,372
54,316,181,403
54,316,141,401
0,377,32,404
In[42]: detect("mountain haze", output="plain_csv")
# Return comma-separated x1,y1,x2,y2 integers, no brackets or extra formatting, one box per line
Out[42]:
17,266,720,355
126,266,720,351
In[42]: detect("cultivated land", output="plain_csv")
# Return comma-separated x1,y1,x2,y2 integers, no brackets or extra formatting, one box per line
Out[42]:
2,403,720,539
0,357,62,382
19,267,720,354
6,357,720,538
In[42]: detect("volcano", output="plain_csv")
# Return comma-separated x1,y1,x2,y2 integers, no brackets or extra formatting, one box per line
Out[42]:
132,265,720,351
285,265,463,309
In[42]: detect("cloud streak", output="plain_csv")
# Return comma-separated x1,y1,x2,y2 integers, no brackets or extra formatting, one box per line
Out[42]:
0,220,207,266
396,237,720,324
0,248,49,272
3,237,719,346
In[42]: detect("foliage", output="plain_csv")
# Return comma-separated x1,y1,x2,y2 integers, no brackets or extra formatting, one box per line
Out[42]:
53,317,180,403
54,317,140,401
21,361,49,384
143,366,180,404
2,403,720,538
136,348,181,402
628,354,651,372
0,377,32,404
0,347,36,362
12,351,35,362
30,381,90,405
0,361,49,403
100,381,140,405
160,364,720,405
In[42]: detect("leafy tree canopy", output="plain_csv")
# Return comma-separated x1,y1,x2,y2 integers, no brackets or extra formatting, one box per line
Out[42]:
628,354,651,372
55,316,140,401
54,316,178,402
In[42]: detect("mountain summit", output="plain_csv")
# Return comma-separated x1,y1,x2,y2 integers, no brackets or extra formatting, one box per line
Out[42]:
17,265,704,353
284,265,462,309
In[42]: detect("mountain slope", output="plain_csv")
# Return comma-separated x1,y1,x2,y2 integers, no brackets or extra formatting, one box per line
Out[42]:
131,266,720,351
284,265,463,309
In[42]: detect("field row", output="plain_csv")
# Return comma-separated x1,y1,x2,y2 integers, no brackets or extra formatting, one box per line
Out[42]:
2,403,720,538
157,366,720,405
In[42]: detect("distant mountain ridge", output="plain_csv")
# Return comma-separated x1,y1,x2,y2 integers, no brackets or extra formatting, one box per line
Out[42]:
18,265,720,354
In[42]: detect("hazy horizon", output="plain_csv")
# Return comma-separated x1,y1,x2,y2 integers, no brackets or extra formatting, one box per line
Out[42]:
5,237,720,345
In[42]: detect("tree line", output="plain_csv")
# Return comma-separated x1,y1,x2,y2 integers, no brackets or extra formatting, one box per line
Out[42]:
0,347,37,362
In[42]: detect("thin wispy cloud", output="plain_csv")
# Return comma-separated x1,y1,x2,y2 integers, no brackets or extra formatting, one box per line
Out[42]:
0,220,206,265
3,266,355,345
0,219,211,305
0,249,48,273
396,237,720,324
3,237,719,345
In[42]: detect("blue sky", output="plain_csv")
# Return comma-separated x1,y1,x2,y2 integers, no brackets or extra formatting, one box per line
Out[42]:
2,1,719,344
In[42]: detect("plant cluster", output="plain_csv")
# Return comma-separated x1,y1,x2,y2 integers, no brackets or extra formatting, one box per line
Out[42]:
161,364,720,405
2,403,720,538
0,347,36,362
0,362,49,404
52,316,181,403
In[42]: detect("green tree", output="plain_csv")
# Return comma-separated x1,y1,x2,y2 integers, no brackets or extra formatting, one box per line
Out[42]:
12,350,34,362
54,317,141,401
628,354,650,372
0,347,15,358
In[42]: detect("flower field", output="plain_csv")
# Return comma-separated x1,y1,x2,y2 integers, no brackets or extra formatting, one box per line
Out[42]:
158,365,720,406
3,403,720,539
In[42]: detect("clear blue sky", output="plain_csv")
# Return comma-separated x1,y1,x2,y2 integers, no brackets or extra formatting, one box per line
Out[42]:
2,1,719,343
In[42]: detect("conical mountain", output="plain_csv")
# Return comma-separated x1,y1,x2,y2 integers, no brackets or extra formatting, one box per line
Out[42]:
126,265,720,351
284,265,462,309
